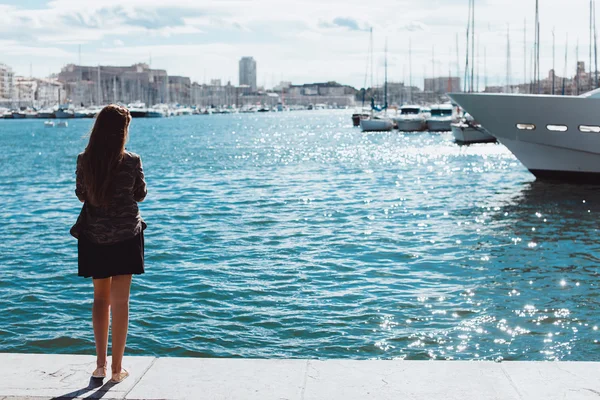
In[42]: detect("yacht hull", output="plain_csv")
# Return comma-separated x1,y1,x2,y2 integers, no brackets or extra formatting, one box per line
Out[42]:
360,119,394,131
55,110,74,119
394,119,425,132
451,123,496,144
449,92,600,180
427,119,452,132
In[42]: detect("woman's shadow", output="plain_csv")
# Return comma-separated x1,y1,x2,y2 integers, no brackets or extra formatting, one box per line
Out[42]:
50,377,117,400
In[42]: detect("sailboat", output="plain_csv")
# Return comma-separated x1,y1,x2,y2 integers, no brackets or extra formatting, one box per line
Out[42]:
451,0,496,144
360,38,394,132
353,28,374,127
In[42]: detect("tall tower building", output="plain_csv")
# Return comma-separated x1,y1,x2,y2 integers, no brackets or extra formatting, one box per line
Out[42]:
239,57,257,92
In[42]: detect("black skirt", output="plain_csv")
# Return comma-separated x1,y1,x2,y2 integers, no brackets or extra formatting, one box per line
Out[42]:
78,232,145,279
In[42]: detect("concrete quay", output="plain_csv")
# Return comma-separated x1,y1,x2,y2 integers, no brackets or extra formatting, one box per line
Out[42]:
1,353,599,400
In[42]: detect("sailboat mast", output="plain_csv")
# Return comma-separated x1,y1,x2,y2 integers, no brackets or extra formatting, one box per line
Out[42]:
470,0,475,92
456,33,461,86
431,45,435,101
362,28,372,108
577,39,580,95
484,47,488,90
595,0,598,88
384,38,388,110
591,0,594,90
552,28,556,95
465,0,471,92
533,0,539,94
524,19,527,93
563,33,569,95
476,38,480,92
536,0,540,93
409,37,413,102
369,28,375,106
506,25,511,93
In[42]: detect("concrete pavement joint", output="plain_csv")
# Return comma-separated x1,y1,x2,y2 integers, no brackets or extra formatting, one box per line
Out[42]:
299,360,309,400
581,388,600,397
500,364,524,400
122,357,157,400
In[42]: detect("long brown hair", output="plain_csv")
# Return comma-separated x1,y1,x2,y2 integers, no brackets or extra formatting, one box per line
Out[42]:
81,104,131,206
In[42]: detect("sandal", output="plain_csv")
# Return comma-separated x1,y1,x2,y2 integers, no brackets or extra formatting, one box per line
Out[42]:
111,369,129,383
91,365,107,379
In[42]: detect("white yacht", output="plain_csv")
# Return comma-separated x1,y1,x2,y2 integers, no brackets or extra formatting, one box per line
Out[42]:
128,102,148,118
451,113,496,144
360,113,394,131
393,105,427,132
426,104,454,131
448,90,600,181
147,105,167,118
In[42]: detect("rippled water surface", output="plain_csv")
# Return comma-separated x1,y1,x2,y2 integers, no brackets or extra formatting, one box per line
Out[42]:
1,111,599,361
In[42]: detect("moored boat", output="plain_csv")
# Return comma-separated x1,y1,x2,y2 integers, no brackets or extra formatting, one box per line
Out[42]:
360,116,394,131
451,118,496,144
37,109,55,119
146,106,166,118
11,111,26,119
55,108,74,119
352,110,370,127
393,105,427,132
426,104,454,131
449,90,600,182
74,109,89,118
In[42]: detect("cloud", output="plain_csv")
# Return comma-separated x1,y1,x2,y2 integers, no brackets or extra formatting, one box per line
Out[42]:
332,17,367,31
0,0,598,89
319,17,369,32
404,21,428,32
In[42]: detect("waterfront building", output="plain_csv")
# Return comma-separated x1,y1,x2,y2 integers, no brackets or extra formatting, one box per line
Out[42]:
58,63,170,106
168,76,191,105
424,77,462,94
13,77,36,107
239,57,257,92
0,63,14,103
279,82,356,107
36,79,65,108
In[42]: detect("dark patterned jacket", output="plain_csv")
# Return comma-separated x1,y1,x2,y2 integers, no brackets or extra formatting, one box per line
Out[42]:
70,151,147,244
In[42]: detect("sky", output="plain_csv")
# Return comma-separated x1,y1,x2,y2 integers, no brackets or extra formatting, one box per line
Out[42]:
0,0,598,89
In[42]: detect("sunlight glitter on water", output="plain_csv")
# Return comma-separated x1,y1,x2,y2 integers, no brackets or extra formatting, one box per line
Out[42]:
0,111,599,361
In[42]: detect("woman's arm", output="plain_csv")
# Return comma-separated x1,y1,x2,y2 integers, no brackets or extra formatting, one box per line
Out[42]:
133,156,147,202
75,154,86,202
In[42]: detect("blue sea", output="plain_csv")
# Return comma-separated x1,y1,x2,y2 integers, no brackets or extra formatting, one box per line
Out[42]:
0,111,599,361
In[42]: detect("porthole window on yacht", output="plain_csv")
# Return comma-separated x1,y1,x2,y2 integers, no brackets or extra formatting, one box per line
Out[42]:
546,124,568,132
516,123,536,130
579,125,600,133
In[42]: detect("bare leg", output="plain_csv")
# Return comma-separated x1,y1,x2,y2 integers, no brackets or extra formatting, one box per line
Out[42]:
92,277,112,370
110,274,132,375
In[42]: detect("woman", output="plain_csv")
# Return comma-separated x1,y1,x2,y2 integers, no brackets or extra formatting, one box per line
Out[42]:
70,104,147,383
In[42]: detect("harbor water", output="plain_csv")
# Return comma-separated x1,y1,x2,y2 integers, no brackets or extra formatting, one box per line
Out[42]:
0,111,599,361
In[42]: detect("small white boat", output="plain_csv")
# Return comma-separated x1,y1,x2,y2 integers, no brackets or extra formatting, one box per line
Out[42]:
146,108,166,118
73,108,89,118
360,115,394,132
451,120,496,144
56,121,68,128
426,104,454,132
393,105,427,132
44,121,55,127
55,108,74,119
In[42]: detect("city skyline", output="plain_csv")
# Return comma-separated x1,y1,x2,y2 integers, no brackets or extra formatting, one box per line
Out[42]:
1,0,599,90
